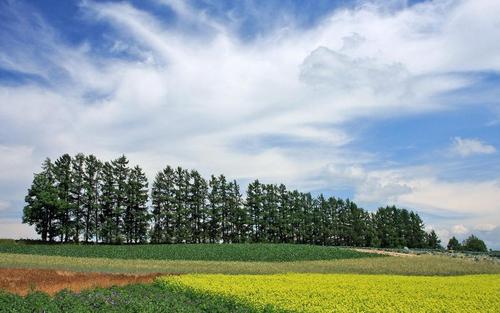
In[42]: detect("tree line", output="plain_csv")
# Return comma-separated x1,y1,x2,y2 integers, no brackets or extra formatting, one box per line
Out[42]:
23,153,442,248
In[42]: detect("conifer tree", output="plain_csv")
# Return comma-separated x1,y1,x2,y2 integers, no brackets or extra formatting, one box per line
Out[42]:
70,153,85,242
189,170,208,243
246,180,263,242
99,161,115,243
53,154,73,242
151,166,176,243
83,154,102,243
125,165,150,243
207,175,221,242
111,155,129,243
23,158,60,242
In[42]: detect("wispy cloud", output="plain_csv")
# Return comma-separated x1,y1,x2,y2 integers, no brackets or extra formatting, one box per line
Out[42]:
0,0,499,246
450,137,496,157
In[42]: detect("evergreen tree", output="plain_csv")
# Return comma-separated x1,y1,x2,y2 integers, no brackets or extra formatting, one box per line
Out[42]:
462,234,487,252
228,180,246,243
407,212,426,248
173,167,191,243
189,170,208,243
70,153,85,242
246,180,263,242
99,162,115,243
23,159,60,242
53,154,73,242
125,165,150,243
151,166,176,243
208,175,222,243
83,154,102,243
277,184,291,243
426,230,441,249
111,155,129,243
447,236,461,251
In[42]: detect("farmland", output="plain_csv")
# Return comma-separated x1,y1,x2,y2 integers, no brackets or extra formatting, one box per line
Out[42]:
162,273,500,313
0,243,380,262
1,243,499,312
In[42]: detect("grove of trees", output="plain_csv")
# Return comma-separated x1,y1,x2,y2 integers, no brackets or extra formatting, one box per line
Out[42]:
23,153,445,248
447,235,488,252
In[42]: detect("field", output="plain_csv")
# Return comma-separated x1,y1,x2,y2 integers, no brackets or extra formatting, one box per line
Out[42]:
0,243,380,262
162,273,500,313
1,243,499,312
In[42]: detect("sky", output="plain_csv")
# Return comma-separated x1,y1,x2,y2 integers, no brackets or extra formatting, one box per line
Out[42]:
0,0,499,249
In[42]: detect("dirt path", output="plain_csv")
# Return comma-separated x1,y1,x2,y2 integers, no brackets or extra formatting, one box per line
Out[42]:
353,248,417,257
0,268,161,296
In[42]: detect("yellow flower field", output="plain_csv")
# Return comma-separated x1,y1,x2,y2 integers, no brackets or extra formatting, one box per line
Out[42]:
162,273,500,313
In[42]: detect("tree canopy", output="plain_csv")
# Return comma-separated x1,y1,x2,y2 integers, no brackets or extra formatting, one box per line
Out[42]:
23,153,447,248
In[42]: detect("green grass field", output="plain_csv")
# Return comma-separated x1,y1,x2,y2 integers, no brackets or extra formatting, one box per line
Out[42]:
0,243,380,262
1,252,499,275
1,243,499,312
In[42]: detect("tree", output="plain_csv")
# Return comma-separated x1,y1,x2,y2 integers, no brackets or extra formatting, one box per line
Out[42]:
246,180,263,242
189,170,208,243
125,165,150,243
83,154,102,243
151,166,176,243
99,161,115,243
426,230,441,249
173,167,191,243
447,236,461,251
462,234,487,252
53,154,73,242
228,180,246,243
208,175,222,243
23,158,60,242
111,155,129,243
70,153,85,242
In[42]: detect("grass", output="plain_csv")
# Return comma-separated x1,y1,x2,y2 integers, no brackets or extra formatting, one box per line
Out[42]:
0,282,275,313
162,273,500,313
0,243,380,262
1,252,499,275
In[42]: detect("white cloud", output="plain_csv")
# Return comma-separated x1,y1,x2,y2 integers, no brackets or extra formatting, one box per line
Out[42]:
451,224,468,235
0,0,499,246
450,137,496,157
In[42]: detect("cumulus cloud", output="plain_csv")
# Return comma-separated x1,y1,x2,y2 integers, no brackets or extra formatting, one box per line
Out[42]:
450,137,496,157
0,0,499,247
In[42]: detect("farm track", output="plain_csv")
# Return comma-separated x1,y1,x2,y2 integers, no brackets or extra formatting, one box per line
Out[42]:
0,268,161,296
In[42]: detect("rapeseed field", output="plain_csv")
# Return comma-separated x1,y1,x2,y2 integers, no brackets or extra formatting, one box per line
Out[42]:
162,273,500,312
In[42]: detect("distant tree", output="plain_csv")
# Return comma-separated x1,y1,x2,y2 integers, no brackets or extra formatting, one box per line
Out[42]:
173,167,191,243
53,154,73,242
407,212,427,248
246,180,263,242
447,236,461,251
99,161,115,243
151,166,176,243
23,158,60,242
125,165,150,243
111,155,129,243
70,153,85,242
83,154,102,243
189,170,208,243
426,230,441,249
462,234,487,252
208,175,222,243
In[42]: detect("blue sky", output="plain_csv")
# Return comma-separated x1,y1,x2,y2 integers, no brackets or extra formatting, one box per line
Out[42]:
0,0,499,248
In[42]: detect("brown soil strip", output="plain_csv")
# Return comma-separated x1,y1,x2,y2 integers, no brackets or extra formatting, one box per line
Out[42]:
0,268,161,296
353,248,417,257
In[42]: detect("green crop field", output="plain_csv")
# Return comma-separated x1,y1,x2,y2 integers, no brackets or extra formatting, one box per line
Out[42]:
1,243,499,312
0,282,268,313
0,243,381,262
